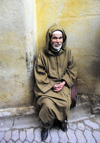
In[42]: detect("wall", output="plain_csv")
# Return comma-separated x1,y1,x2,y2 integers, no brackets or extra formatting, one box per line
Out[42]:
36,0,100,95
0,0,36,108
0,0,100,109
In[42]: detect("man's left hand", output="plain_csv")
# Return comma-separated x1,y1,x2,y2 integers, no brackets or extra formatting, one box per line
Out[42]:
53,81,66,92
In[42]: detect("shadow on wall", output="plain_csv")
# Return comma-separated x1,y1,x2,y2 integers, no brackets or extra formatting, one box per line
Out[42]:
90,31,100,78
71,28,100,95
28,56,36,106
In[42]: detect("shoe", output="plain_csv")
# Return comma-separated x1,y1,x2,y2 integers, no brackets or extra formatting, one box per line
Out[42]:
41,128,48,141
60,121,67,132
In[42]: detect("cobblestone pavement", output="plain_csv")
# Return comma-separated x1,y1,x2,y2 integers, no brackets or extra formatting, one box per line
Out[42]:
0,115,100,143
0,102,100,143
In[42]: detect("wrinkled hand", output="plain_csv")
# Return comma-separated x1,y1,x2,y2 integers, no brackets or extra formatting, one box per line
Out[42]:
53,81,66,92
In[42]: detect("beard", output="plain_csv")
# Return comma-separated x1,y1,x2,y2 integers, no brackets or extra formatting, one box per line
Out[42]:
52,43,62,52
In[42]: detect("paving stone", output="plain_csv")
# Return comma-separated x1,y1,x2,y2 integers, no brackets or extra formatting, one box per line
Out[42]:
78,122,85,131
0,117,13,131
58,129,68,143
20,130,26,142
84,120,99,129
93,131,100,143
69,102,91,123
13,115,41,129
0,132,4,141
67,129,77,143
0,140,6,143
8,140,14,143
69,123,77,130
4,131,11,141
34,128,41,142
12,130,19,141
24,141,29,143
84,129,96,143
94,114,100,126
86,126,91,131
26,128,34,142
16,140,22,143
75,129,86,143
50,128,59,143
32,141,38,143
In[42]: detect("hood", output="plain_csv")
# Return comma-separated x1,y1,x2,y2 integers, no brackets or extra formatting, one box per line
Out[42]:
45,24,67,52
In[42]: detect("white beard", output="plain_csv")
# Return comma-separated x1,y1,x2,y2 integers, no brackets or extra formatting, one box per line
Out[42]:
52,43,62,52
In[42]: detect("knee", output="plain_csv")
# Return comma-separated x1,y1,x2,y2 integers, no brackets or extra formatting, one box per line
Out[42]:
43,98,53,109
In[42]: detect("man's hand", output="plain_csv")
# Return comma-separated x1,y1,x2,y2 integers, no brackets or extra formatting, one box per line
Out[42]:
53,81,66,92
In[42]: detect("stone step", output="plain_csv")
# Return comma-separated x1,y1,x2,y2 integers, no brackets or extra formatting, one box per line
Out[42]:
69,102,95,122
0,106,35,118
0,102,95,131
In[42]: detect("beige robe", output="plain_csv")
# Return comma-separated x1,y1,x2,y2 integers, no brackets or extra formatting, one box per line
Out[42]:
34,24,77,123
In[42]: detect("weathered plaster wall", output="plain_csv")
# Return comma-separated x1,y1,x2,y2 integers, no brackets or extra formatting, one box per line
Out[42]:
0,0,36,108
36,0,100,95
0,0,100,109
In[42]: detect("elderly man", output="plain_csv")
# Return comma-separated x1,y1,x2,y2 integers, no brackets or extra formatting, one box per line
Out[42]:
34,24,77,141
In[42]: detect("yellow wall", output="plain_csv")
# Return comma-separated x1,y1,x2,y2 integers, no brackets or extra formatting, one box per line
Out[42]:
36,0,100,95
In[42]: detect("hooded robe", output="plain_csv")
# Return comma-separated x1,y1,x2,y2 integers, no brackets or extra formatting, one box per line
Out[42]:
34,24,77,124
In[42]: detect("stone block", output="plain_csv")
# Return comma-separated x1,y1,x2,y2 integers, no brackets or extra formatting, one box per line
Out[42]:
4,131,11,141
58,129,68,143
78,122,85,131
0,132,4,141
67,129,77,143
12,130,19,141
84,129,95,143
75,129,86,143
50,128,59,143
93,131,100,143
34,128,41,142
26,128,34,142
20,130,26,142
91,106,100,114
84,120,99,129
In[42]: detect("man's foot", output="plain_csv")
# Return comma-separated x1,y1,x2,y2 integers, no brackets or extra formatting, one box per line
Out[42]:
60,121,67,131
41,128,48,141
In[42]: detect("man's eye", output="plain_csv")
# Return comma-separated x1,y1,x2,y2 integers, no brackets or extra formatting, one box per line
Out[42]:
53,37,57,39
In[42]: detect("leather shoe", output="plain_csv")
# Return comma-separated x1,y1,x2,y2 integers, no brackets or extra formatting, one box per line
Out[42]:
60,121,67,132
41,128,48,141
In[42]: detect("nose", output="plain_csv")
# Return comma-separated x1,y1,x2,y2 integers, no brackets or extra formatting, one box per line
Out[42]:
56,38,60,43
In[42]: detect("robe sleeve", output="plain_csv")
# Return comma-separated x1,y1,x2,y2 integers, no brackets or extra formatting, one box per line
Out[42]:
34,52,55,93
62,49,77,88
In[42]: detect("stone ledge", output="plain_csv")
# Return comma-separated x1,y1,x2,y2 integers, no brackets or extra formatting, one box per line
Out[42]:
77,94,100,114
0,94,100,118
0,102,95,131
0,106,36,118
91,106,100,114
69,102,95,123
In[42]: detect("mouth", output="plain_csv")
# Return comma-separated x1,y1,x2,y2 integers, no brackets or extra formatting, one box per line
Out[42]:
55,43,61,47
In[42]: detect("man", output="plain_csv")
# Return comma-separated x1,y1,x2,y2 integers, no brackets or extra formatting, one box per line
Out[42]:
34,24,77,141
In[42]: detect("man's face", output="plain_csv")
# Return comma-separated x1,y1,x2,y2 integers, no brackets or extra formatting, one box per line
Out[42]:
51,33,63,50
